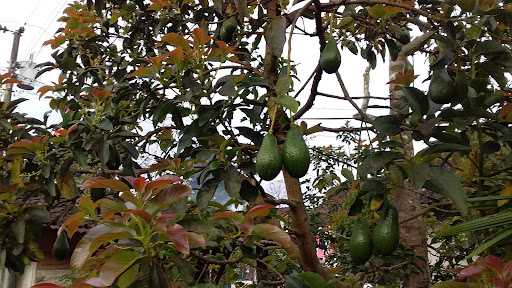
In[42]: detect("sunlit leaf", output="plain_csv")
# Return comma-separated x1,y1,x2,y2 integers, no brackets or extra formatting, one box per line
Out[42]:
85,249,141,287
251,224,299,259
83,177,130,192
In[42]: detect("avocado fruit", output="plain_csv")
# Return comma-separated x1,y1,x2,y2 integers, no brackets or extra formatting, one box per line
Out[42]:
282,127,310,178
428,67,456,104
255,133,283,181
319,34,341,74
219,16,238,42
349,221,372,264
53,230,71,261
373,206,399,256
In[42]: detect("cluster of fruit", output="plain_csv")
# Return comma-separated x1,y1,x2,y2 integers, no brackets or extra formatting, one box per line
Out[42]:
255,127,310,180
350,206,400,264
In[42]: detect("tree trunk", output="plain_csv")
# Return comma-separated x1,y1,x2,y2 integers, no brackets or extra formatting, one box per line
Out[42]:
389,55,430,288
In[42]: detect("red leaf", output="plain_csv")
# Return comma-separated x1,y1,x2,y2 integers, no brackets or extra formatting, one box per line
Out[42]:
63,212,85,238
83,177,130,192
192,28,211,46
245,204,274,222
127,209,152,222
166,224,189,255
32,284,63,288
212,211,243,221
133,177,146,193
187,232,206,249
480,255,504,272
456,265,483,280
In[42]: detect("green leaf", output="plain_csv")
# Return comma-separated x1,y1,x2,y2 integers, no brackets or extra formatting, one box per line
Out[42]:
71,225,132,269
402,87,429,116
466,228,512,260
426,167,468,215
285,274,304,288
300,272,329,288
403,160,431,189
276,73,293,97
341,168,354,181
439,211,512,236
85,249,141,287
251,224,299,259
358,151,402,177
196,178,220,208
223,167,241,199
274,95,300,113
265,16,286,57
57,173,77,199
116,263,139,288
98,118,113,131
419,143,471,155
373,115,402,136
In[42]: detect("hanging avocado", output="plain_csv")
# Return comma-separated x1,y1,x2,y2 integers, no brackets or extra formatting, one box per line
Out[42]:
219,16,238,42
319,34,341,74
428,67,456,104
373,206,399,256
282,127,310,178
255,133,283,181
349,220,372,264
53,230,71,261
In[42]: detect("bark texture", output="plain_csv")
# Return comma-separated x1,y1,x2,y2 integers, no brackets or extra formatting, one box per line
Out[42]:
389,55,430,288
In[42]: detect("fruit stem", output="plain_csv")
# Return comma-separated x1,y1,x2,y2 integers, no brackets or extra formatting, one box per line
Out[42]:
270,104,278,132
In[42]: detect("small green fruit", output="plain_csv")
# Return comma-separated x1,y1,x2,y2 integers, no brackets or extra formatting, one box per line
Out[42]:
282,127,310,178
373,206,400,256
53,230,71,261
255,133,283,181
350,221,372,264
319,34,341,74
219,16,238,42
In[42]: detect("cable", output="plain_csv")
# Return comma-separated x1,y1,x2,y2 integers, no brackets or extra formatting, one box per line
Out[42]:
24,0,42,27
27,0,68,59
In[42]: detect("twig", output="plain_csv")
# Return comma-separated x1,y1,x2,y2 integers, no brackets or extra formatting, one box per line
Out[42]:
192,251,242,265
294,65,319,98
335,71,370,122
319,125,371,133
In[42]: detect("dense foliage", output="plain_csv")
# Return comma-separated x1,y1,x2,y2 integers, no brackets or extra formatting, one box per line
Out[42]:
1,0,512,287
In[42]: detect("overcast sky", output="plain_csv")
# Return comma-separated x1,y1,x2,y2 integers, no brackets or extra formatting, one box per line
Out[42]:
0,0,430,145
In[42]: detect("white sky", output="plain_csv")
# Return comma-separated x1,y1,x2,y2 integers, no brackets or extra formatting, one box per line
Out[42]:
0,0,430,154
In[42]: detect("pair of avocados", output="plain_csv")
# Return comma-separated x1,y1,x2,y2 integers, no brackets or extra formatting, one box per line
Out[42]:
255,126,310,180
349,206,400,264
319,34,341,74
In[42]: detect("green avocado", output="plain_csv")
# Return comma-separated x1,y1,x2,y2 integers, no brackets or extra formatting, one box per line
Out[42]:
282,127,310,178
255,133,283,181
349,221,372,264
428,67,456,104
319,34,341,74
219,16,238,42
53,230,71,261
373,206,399,256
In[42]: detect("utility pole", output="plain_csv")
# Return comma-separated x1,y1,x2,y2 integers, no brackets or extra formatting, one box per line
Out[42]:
3,27,24,108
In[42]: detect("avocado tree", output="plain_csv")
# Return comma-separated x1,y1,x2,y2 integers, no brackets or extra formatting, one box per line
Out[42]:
1,0,512,287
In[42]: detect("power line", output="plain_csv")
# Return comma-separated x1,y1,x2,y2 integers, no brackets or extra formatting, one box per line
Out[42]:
27,0,68,59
